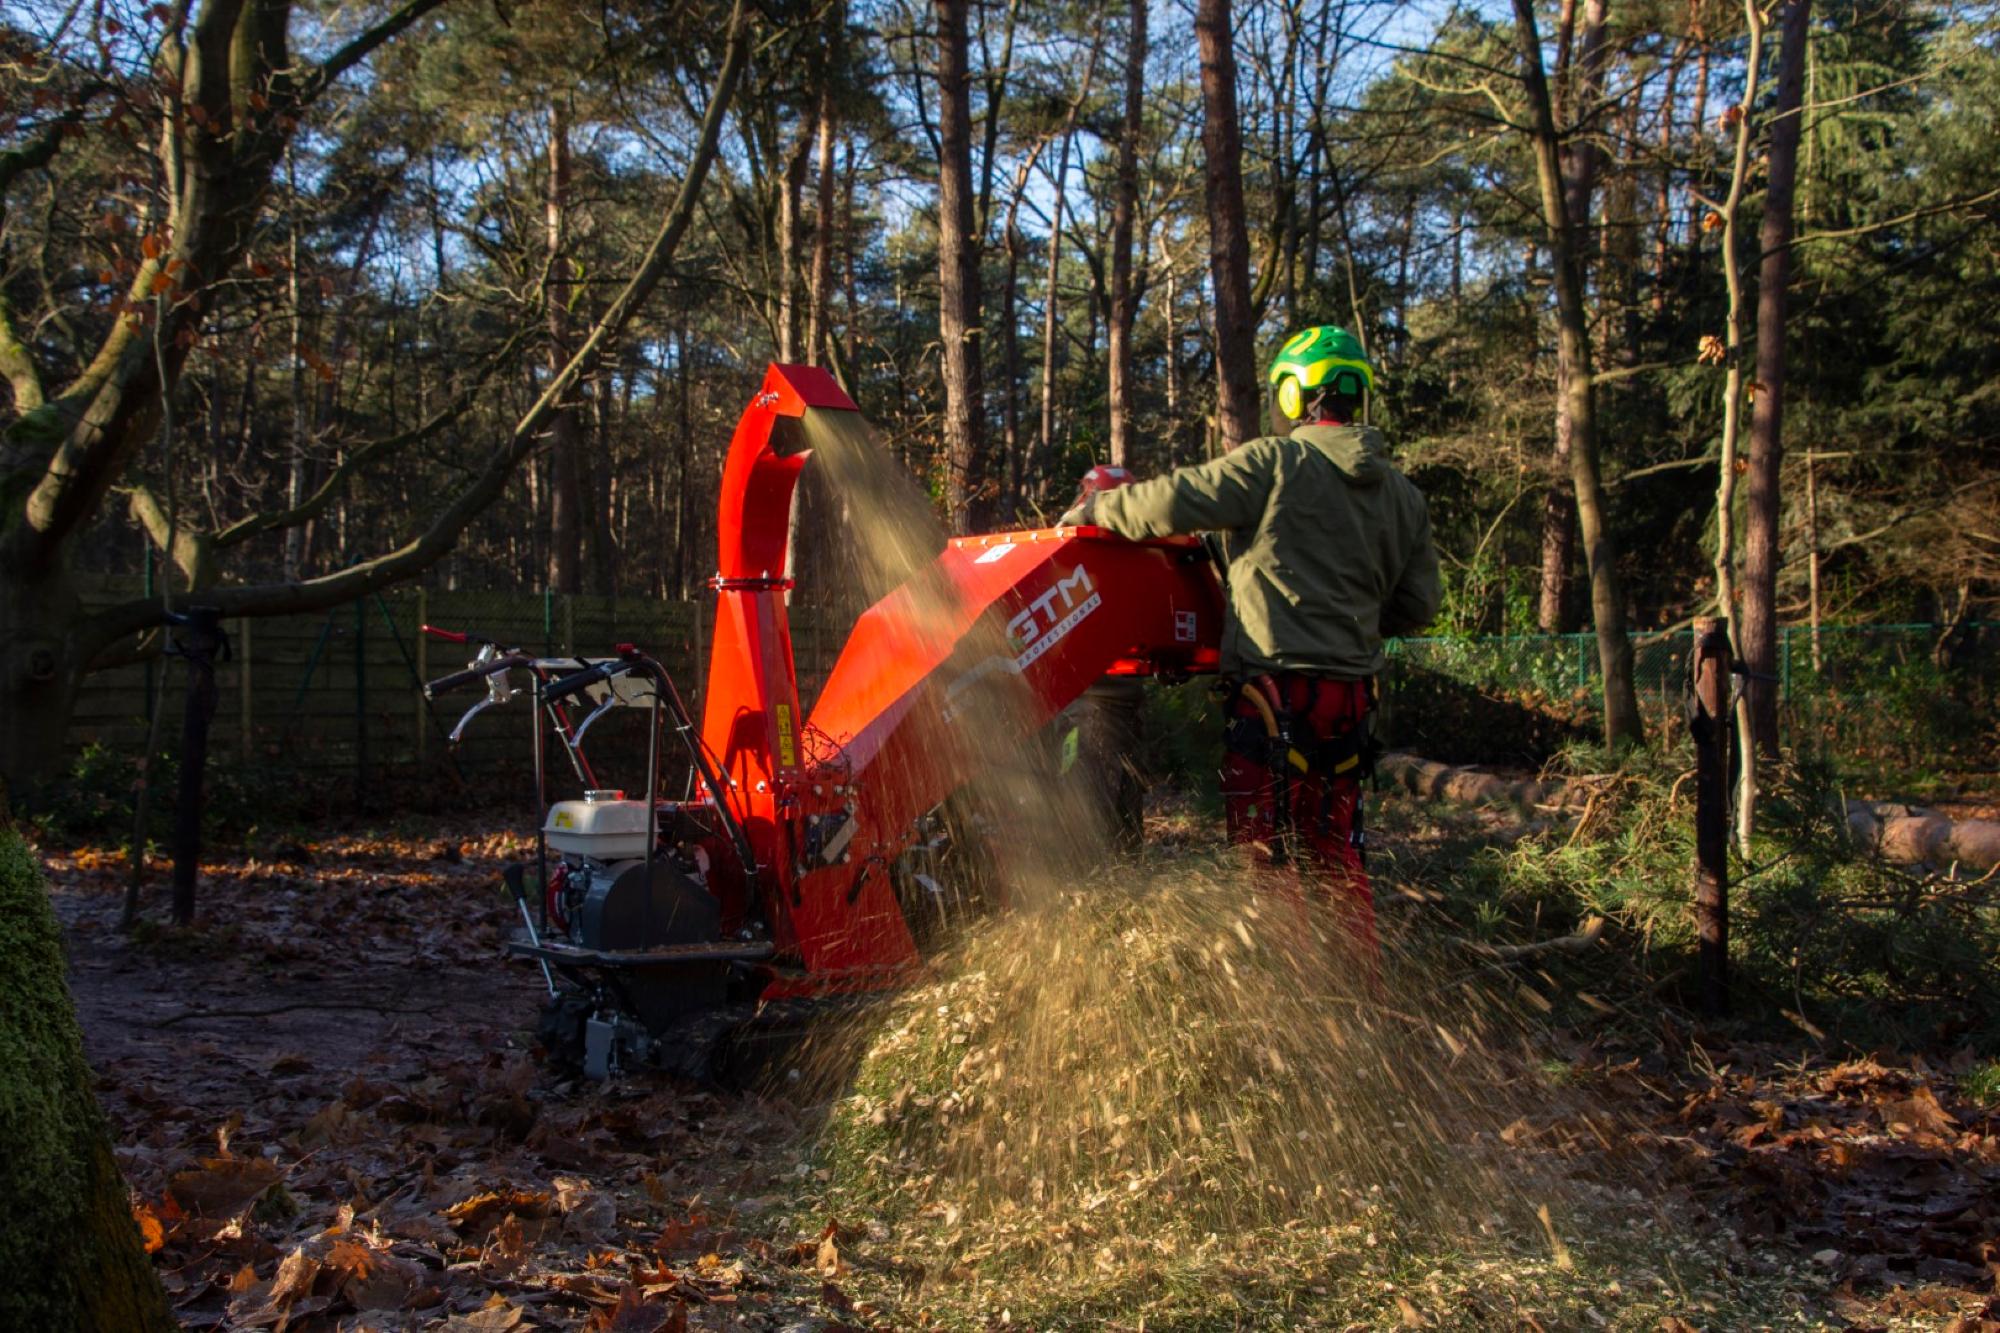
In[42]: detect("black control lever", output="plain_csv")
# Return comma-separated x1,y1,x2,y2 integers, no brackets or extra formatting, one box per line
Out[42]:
541,658,632,704
424,651,533,699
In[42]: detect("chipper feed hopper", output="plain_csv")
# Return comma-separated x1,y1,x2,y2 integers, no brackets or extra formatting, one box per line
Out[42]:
427,365,1222,1077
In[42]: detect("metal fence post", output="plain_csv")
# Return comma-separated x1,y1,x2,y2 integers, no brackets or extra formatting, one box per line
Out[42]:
416,588,428,769
142,552,155,723
169,608,226,926
354,594,368,807
238,617,252,767
691,591,706,722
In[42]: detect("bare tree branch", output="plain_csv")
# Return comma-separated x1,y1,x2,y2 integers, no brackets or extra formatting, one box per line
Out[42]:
1819,477,2000,557
76,0,753,665
288,0,455,110
0,109,95,412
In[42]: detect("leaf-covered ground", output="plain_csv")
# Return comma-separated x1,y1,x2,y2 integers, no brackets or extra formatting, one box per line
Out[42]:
39,807,2000,1331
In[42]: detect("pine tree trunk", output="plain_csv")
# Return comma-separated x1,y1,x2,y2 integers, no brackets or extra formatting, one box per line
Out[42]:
1196,0,1260,449
1653,38,1687,313
1744,0,1812,755
1538,446,1577,632
1536,0,1607,633
284,152,308,583
546,102,585,596
1690,38,1712,265
808,14,841,369
588,380,615,596
0,823,176,1331
777,129,811,362
1038,127,1075,509
1106,0,1147,467
843,135,860,372
1513,0,1644,746
935,0,988,534
1002,220,1023,518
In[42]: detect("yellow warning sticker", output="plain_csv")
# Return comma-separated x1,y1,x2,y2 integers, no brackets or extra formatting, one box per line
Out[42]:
775,703,796,768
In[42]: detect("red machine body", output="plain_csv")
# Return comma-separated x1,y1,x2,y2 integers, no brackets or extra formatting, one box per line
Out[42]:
697,365,1223,1001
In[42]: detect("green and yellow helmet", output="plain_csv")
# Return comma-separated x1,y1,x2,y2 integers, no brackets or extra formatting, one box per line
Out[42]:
1268,325,1373,422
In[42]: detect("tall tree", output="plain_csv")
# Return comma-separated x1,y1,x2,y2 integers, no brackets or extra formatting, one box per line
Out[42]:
1106,0,1148,467
935,0,988,532
1511,0,1644,745
1034,29,1100,509
776,129,812,361
546,100,587,595
806,0,847,368
1197,0,1261,449
999,138,1050,517
1743,0,1812,753
1535,0,1612,633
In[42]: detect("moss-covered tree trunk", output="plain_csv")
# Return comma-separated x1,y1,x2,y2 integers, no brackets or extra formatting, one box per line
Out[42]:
0,822,174,1331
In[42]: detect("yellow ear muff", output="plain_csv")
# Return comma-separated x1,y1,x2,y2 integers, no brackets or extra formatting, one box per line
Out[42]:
1277,375,1303,419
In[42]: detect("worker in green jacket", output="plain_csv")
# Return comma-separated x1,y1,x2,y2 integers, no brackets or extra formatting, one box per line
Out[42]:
1059,325,1440,970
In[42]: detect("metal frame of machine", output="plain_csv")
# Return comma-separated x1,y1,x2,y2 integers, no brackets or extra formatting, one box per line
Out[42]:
426,364,1223,1077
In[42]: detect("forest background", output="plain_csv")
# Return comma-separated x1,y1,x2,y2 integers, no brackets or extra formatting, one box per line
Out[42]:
2,0,1997,799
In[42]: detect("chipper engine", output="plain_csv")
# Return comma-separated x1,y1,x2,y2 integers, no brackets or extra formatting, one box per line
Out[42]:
425,365,1223,1077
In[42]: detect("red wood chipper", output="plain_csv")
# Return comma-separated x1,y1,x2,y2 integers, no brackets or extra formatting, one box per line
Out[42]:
424,365,1223,1077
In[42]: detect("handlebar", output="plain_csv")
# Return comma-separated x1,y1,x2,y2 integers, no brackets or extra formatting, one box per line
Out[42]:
541,658,633,703
479,637,764,911
423,651,534,699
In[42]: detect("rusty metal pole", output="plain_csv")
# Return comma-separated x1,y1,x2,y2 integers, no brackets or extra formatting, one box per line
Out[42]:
1691,617,1731,1018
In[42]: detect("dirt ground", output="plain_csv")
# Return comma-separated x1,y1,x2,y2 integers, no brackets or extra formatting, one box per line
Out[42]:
43,813,2000,1332
54,821,851,1331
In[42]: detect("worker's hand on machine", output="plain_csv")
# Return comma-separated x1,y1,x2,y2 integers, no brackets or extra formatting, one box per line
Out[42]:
1057,498,1094,528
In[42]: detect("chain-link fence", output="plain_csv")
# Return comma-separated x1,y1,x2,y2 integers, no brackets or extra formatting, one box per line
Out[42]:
1381,622,2000,775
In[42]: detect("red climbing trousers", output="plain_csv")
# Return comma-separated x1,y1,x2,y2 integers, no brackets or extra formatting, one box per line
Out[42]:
1221,674,1379,978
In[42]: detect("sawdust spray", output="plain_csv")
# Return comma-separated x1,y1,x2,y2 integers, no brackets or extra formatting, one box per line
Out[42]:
779,407,1611,1279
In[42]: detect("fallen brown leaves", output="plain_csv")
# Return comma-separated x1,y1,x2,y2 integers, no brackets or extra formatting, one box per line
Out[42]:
1574,1034,2000,1326
49,818,865,1331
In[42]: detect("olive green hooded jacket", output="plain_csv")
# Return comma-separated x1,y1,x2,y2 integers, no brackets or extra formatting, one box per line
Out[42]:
1087,423,1440,678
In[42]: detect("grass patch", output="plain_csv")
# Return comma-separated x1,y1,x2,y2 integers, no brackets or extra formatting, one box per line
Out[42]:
1961,1060,2000,1107
1377,743,2000,1049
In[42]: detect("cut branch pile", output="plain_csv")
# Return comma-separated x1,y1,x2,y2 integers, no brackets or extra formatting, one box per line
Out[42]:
1845,801,2000,873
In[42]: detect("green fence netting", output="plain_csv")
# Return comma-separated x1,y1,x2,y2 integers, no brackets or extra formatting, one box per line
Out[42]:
64,566,1997,805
